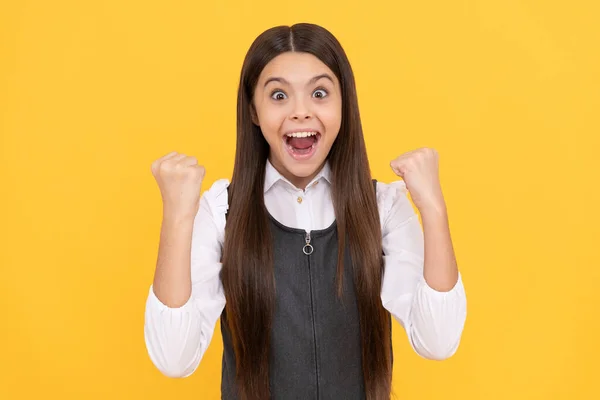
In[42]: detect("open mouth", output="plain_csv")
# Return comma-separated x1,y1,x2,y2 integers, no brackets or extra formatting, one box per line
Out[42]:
284,131,321,159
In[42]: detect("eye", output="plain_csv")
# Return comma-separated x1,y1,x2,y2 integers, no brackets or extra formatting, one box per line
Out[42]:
312,88,328,99
270,90,287,100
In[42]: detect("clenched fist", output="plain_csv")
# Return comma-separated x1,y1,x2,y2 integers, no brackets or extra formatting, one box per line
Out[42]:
390,147,446,214
151,151,205,222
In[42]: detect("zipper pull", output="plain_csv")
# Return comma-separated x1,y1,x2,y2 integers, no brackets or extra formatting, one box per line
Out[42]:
303,231,314,255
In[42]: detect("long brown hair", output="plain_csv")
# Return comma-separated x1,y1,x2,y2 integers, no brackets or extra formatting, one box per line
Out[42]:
221,23,392,400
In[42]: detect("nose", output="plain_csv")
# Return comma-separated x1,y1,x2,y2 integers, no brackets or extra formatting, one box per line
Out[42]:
289,97,312,120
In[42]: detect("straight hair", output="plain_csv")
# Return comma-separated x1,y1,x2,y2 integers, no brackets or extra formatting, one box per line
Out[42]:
221,23,393,400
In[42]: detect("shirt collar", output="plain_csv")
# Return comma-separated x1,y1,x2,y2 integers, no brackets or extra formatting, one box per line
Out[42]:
264,159,332,193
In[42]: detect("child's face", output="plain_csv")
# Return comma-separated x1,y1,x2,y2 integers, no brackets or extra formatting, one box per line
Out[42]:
252,51,342,188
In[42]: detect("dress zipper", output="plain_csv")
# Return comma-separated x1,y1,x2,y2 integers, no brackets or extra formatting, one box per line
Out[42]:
303,231,314,255
304,230,318,398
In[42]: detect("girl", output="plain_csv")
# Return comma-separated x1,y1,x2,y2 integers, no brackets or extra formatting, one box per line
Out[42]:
145,23,467,400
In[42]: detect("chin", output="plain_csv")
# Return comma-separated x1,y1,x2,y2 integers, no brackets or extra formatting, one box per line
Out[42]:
287,162,320,177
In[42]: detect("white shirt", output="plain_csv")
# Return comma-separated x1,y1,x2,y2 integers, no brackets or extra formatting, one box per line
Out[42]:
144,160,467,378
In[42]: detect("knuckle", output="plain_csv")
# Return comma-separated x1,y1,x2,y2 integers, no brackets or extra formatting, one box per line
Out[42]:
161,161,176,173
193,165,205,177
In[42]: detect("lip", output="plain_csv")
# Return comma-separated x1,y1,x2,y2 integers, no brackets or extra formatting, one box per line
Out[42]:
281,129,321,161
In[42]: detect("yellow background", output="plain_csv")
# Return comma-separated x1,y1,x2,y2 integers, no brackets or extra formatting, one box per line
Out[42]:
1,0,598,399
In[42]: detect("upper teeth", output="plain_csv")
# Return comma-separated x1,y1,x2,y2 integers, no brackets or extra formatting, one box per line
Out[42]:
286,131,318,138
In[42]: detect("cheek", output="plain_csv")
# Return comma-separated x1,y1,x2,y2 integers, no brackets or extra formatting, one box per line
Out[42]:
319,104,342,138
257,107,285,144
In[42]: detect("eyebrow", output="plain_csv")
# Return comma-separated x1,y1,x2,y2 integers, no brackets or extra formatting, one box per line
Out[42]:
263,73,335,88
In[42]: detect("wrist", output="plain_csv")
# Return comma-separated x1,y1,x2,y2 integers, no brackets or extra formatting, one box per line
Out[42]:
162,209,196,226
418,202,448,221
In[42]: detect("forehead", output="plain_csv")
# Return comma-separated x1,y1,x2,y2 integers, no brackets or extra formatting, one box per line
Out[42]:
258,52,337,85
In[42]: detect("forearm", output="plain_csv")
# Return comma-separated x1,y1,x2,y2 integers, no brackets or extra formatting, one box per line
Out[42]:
152,214,195,307
420,205,459,292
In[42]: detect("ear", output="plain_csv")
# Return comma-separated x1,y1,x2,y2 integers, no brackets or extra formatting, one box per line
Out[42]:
250,102,260,126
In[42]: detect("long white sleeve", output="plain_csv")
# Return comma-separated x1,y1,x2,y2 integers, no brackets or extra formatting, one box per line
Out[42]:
144,179,230,377
378,181,467,360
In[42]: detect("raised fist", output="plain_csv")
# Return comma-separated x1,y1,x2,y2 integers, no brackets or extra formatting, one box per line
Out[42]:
151,151,205,222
